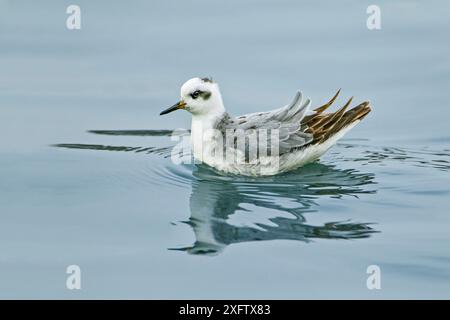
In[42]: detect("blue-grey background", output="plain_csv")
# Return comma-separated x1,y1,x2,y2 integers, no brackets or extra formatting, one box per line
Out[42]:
0,0,449,298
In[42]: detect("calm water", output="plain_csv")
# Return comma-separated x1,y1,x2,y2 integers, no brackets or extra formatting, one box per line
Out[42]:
1,0,450,298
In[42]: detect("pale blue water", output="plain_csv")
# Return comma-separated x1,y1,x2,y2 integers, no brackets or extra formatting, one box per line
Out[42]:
1,0,450,298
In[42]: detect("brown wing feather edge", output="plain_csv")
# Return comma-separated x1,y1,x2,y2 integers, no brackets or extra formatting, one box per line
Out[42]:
302,90,371,145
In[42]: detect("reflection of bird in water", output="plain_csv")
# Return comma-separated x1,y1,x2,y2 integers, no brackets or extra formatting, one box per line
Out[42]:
171,163,378,255
52,130,386,256
53,128,450,256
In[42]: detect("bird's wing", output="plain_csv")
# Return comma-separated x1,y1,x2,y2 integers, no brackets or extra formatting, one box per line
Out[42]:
301,90,371,144
224,89,371,156
234,91,311,127
225,91,314,154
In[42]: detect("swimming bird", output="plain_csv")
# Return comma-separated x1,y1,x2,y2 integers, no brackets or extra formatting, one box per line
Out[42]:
160,77,371,176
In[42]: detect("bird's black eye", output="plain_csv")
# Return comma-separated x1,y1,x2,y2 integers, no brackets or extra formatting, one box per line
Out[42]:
191,90,201,99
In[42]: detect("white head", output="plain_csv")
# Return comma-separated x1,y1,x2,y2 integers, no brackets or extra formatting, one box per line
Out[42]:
160,77,225,117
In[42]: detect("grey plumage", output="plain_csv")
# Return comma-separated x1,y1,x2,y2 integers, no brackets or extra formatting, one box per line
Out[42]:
214,91,313,156
161,76,372,175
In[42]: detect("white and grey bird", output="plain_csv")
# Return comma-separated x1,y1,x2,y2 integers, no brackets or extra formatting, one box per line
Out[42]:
160,77,371,176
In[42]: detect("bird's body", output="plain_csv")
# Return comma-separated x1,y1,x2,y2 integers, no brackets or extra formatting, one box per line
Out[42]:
160,78,371,176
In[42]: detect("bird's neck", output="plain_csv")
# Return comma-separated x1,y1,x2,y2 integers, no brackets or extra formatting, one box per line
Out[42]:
191,111,226,130
190,111,229,163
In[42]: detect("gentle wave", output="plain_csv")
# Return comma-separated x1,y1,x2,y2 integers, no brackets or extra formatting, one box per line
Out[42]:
52,133,450,255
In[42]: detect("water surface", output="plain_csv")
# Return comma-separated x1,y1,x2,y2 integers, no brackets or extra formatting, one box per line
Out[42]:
1,0,450,298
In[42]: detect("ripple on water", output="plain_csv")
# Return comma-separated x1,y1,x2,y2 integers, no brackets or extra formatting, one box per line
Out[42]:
52,132,450,255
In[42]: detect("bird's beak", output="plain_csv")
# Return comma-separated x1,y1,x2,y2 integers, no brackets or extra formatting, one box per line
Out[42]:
160,100,186,115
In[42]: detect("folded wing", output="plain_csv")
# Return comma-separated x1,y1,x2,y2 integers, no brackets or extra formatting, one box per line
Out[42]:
227,91,313,154
226,89,371,156
301,90,371,144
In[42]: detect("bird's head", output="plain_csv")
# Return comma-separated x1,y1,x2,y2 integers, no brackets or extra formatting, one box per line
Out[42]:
160,77,225,117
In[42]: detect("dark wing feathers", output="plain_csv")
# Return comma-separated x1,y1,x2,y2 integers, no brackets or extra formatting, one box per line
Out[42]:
227,89,371,155
313,88,341,113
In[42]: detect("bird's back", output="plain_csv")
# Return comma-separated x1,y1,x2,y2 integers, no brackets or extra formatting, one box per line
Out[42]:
212,90,371,176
